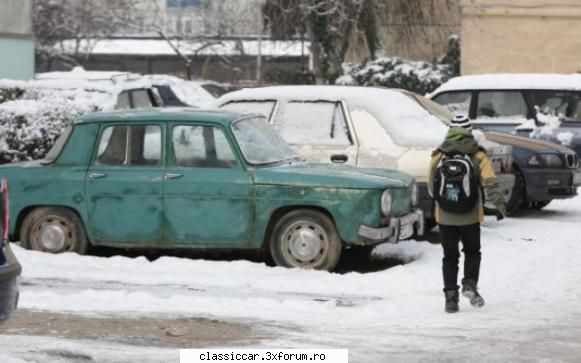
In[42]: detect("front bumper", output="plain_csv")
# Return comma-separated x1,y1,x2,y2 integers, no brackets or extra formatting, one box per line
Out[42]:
521,167,580,201
358,210,424,244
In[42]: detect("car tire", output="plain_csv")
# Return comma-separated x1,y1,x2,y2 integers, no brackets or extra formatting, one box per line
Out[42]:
504,169,526,215
21,207,89,254
270,209,342,271
528,200,551,210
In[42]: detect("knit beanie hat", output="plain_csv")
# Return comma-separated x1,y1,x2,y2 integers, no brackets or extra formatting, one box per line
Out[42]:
450,114,472,130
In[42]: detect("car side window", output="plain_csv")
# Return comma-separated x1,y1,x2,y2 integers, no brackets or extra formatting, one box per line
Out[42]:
116,92,131,110
528,90,581,123
275,101,352,146
172,125,236,168
432,92,472,115
96,125,162,166
131,89,153,108
476,91,528,118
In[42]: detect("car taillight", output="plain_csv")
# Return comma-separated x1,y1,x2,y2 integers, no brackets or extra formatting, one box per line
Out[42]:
1,178,8,243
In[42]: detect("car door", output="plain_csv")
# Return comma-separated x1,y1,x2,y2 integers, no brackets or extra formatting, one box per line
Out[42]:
272,100,358,165
85,123,164,246
162,123,254,247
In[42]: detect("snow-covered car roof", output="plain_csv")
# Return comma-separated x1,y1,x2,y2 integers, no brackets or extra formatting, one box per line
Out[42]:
34,67,153,92
218,85,448,148
431,73,581,94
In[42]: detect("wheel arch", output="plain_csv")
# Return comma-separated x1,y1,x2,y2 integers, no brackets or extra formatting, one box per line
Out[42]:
14,205,90,244
260,205,338,250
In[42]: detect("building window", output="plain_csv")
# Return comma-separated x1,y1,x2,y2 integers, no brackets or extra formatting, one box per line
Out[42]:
167,0,201,8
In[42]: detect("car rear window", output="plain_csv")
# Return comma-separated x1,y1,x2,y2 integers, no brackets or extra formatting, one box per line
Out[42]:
275,101,352,146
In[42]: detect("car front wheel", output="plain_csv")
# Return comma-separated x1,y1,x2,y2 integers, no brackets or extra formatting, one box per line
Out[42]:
21,207,89,254
270,209,342,271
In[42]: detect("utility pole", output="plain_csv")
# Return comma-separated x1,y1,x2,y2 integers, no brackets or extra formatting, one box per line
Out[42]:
256,31,263,85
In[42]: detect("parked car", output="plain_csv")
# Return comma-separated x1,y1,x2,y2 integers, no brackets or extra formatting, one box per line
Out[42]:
216,86,515,222
429,73,581,156
1,68,161,164
1,180,20,322
430,75,581,210
34,68,161,109
0,109,423,271
146,75,230,108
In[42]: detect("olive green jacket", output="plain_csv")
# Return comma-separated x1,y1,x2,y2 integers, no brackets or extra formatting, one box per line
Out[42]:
428,128,506,226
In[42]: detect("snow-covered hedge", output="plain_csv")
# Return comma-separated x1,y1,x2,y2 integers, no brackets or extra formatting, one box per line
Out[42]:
336,57,454,95
336,35,460,94
0,80,113,164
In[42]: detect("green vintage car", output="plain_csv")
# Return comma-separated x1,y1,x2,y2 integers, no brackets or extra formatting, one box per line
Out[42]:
0,109,423,271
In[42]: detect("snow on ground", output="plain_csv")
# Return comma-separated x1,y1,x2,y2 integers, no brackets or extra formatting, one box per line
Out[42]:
2,195,581,362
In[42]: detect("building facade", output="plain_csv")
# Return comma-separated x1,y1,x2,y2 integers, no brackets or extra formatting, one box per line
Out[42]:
0,0,34,80
129,0,263,37
461,0,581,74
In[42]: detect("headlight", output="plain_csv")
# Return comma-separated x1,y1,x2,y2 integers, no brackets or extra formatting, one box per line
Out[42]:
381,190,392,216
410,182,419,207
527,154,563,168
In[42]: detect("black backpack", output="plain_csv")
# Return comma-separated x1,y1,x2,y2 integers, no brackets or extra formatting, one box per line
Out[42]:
433,152,479,213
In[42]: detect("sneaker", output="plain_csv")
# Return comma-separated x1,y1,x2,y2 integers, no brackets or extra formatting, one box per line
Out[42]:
461,280,485,307
444,290,459,313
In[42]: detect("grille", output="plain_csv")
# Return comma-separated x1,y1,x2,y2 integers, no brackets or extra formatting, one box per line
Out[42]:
565,153,578,169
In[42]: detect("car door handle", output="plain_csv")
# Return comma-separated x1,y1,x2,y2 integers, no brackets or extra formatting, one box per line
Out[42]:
88,173,107,180
331,154,348,164
164,173,183,180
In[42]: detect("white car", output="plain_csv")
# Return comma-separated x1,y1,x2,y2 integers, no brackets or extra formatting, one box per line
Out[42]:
216,86,515,226
146,75,229,108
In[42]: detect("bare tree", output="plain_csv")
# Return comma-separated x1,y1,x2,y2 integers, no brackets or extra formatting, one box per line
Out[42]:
262,0,382,83
33,0,140,70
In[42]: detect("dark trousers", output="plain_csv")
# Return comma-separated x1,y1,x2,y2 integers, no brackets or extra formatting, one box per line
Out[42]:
439,223,481,292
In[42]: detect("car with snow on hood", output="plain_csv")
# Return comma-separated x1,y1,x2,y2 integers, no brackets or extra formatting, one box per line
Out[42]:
430,74,581,210
0,108,423,271
216,86,515,223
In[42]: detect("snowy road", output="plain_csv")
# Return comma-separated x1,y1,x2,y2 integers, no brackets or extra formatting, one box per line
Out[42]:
2,195,581,362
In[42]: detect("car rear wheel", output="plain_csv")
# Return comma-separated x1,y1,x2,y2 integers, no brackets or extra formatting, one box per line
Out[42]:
270,209,341,271
21,207,89,254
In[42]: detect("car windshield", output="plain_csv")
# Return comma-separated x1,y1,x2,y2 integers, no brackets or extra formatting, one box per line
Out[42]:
43,125,73,163
232,116,298,165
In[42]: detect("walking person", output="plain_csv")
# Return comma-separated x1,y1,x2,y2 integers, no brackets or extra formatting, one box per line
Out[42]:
428,114,507,313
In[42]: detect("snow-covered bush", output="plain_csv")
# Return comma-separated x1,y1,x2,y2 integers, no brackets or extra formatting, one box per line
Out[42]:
336,35,460,94
336,57,454,95
0,80,114,164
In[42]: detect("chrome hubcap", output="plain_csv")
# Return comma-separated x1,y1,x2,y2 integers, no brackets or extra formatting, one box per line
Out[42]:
282,221,328,267
32,217,72,252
